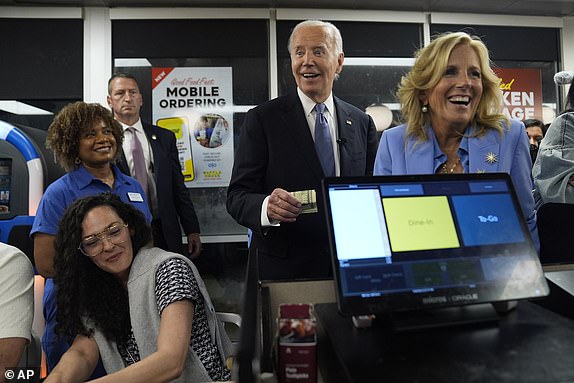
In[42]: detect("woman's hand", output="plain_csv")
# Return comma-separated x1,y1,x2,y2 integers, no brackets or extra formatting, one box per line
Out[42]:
90,300,194,383
44,336,99,383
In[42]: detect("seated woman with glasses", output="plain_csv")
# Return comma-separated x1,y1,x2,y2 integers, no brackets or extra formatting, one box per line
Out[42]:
31,101,152,376
44,193,232,383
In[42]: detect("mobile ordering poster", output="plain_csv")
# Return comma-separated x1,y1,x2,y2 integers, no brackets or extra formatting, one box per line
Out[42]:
151,67,233,188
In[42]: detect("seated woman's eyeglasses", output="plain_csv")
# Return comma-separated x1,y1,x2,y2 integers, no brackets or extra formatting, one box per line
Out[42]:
78,223,129,257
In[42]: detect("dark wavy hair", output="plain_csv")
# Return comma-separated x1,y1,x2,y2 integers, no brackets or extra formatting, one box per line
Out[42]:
47,101,124,172
54,193,151,342
523,118,547,135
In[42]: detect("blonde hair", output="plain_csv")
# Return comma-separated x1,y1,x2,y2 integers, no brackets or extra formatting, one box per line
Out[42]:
398,31,507,142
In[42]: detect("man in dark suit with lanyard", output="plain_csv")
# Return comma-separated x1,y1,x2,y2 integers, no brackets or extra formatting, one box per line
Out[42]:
227,19,378,280
108,73,202,258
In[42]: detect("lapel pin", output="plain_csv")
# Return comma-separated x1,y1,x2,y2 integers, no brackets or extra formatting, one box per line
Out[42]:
485,152,497,164
151,134,157,140
346,120,352,125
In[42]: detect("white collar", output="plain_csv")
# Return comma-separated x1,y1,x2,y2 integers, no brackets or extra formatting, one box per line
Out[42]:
119,118,144,133
297,88,335,118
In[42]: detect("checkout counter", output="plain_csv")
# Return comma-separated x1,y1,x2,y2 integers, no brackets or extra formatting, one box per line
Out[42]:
236,253,574,383
316,296,574,383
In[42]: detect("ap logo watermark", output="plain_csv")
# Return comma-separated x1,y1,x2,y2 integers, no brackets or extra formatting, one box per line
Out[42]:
4,368,40,383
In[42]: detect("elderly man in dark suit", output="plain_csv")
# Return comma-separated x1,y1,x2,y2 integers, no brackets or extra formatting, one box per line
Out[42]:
108,73,202,258
227,19,378,281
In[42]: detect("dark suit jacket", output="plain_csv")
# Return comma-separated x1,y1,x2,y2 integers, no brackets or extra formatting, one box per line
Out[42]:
227,93,378,281
117,122,200,255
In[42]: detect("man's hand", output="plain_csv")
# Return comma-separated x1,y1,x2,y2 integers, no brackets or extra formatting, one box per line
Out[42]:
187,233,201,260
267,188,302,223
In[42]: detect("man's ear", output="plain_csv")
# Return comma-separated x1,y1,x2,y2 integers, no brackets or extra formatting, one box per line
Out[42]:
337,52,344,72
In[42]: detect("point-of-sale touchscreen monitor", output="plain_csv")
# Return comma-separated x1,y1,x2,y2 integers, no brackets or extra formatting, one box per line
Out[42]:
322,173,549,316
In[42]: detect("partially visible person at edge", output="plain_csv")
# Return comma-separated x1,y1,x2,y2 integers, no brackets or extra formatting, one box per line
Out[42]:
0,243,34,383
374,31,539,250
43,193,231,383
533,72,574,207
30,101,152,377
226,19,378,280
523,118,546,165
108,73,201,259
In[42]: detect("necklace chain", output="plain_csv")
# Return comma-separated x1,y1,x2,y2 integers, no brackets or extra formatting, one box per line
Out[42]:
100,174,115,186
439,157,461,174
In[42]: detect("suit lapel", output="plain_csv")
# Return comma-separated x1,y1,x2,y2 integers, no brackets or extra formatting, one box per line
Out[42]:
142,123,157,161
334,98,357,175
468,129,500,173
116,149,130,175
405,136,435,174
402,126,501,174
142,123,160,181
279,94,324,179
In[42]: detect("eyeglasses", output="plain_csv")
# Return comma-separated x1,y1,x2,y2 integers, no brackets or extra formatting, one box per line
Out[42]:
78,223,129,257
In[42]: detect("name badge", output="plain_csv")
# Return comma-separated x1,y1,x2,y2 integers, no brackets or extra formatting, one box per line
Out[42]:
127,192,144,202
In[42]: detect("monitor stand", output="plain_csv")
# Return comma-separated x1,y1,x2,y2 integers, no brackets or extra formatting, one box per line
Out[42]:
353,301,517,332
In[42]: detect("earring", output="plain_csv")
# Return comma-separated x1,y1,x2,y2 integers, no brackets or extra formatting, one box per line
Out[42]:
421,105,429,113
74,157,81,165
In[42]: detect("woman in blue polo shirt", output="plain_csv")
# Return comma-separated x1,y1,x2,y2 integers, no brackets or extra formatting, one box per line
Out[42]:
30,101,152,377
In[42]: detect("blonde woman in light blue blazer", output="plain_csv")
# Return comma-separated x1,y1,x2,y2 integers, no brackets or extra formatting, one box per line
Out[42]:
374,32,538,250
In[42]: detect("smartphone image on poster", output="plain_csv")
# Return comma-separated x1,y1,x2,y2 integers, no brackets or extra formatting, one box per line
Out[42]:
156,116,195,182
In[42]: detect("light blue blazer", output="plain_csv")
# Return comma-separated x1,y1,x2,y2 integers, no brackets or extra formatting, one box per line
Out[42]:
374,119,539,251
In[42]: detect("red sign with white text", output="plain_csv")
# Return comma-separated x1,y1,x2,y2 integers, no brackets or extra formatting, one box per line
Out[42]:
151,67,175,90
494,68,542,121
